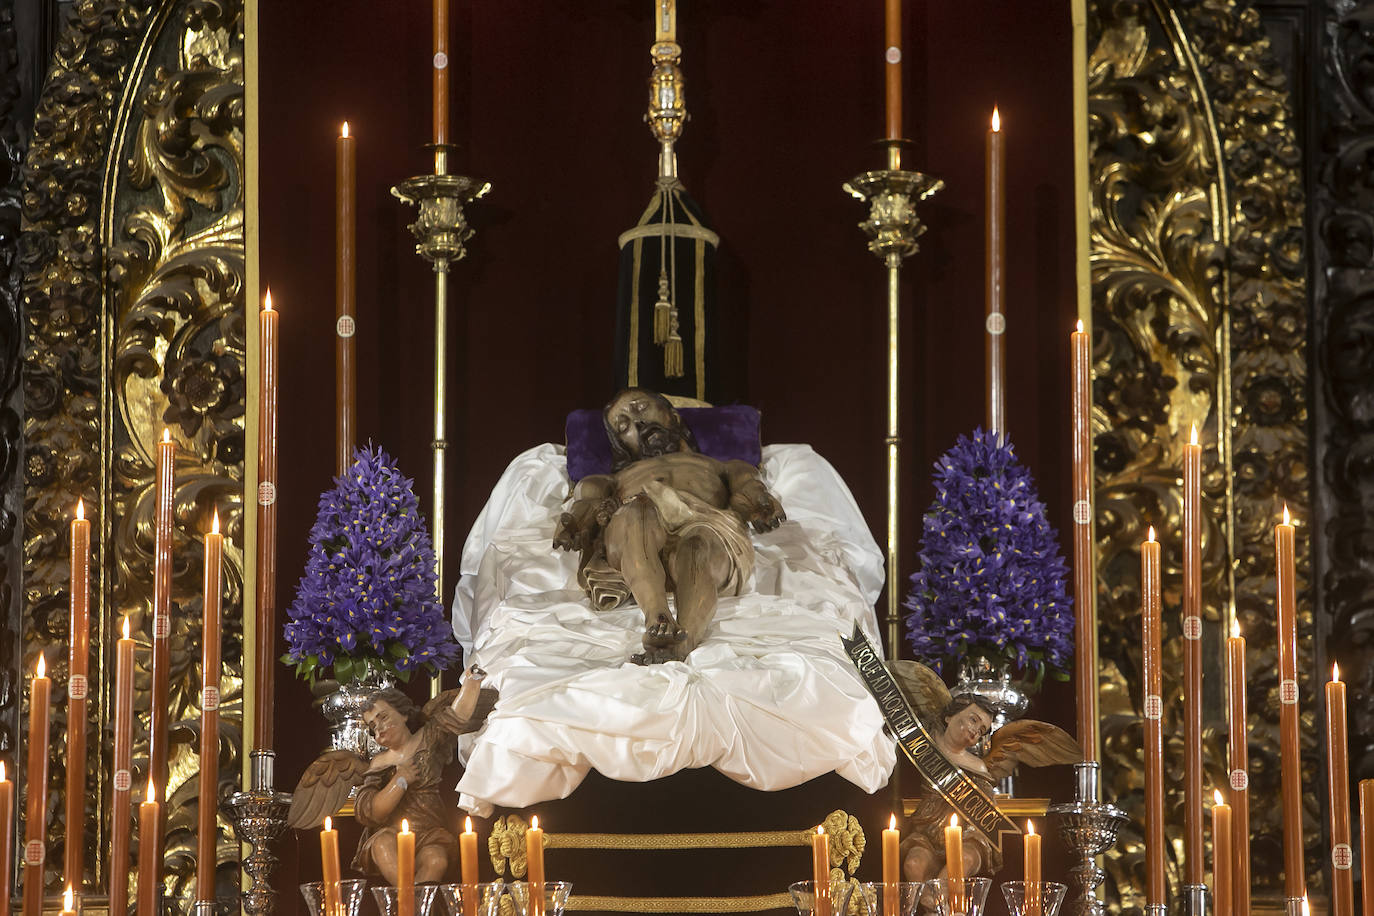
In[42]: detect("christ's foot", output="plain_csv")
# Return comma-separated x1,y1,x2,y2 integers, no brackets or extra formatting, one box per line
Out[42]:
644,614,687,648
630,644,690,665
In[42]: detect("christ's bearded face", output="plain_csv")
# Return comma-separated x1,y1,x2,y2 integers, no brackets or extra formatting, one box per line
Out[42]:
605,391,685,459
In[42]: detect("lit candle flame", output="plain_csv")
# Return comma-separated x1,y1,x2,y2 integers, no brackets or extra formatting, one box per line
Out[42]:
146,781,156,804
324,815,332,832
162,428,170,443
211,508,220,535
889,814,896,830
1283,504,1291,526
1,761,7,781
816,825,824,836
530,815,539,830
1076,319,1084,333
1230,618,1241,639
1333,662,1340,683
263,289,273,312
1026,820,1035,836
341,121,350,139
464,816,473,833
1214,788,1224,806
949,814,959,828
36,653,45,679
123,615,130,640
1301,898,1310,916
1190,423,1198,446
991,106,1001,132
400,818,410,834
1147,526,1156,543
76,498,84,521
63,886,73,912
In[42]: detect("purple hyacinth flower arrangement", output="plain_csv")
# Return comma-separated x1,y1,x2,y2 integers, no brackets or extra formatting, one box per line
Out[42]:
283,444,460,684
904,428,1074,690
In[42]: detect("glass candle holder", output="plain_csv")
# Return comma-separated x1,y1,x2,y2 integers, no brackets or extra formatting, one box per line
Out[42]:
371,884,441,916
788,880,858,916
439,881,506,916
924,876,993,916
1000,881,1068,916
504,881,573,916
850,881,923,916
300,879,369,916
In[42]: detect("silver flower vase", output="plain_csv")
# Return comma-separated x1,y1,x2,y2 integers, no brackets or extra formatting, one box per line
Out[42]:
952,655,1030,794
321,666,395,757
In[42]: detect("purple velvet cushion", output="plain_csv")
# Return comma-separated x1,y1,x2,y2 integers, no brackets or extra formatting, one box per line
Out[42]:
565,405,763,481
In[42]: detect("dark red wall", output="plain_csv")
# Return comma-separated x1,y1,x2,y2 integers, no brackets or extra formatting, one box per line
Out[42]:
260,0,1076,904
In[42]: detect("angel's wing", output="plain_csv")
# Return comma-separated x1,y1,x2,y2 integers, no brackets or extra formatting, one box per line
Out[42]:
889,659,953,721
982,719,1082,782
287,749,369,829
422,685,499,737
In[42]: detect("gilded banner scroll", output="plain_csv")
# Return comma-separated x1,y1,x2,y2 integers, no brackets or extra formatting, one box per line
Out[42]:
20,0,245,906
1087,0,1311,909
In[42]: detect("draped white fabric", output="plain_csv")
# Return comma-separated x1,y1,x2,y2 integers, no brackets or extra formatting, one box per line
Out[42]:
452,443,897,816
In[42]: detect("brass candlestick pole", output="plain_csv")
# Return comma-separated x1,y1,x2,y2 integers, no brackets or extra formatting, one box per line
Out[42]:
393,147,490,695
843,144,941,661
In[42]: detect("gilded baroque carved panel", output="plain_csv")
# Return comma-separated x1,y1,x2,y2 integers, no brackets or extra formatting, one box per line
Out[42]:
1087,0,1310,909
20,0,244,904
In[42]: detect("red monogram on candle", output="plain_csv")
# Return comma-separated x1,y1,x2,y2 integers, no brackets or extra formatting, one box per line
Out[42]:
336,315,356,338
257,481,277,506
1145,695,1163,720
68,675,87,700
114,769,131,792
1280,679,1298,705
985,313,1006,335
23,841,42,866
1073,500,1091,525
1183,616,1202,640
153,615,170,639
1230,769,1248,791
202,687,219,711
1334,843,1353,870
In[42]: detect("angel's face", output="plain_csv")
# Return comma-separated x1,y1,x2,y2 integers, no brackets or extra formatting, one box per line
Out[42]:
363,699,411,750
944,702,993,752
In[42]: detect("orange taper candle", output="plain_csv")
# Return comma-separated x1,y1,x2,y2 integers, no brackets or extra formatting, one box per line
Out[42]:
0,762,14,916
811,825,831,916
21,655,50,916
882,815,899,916
196,511,223,903
527,816,546,916
1275,506,1305,901
1070,320,1098,761
1142,528,1166,907
1182,425,1204,885
945,814,965,913
335,126,356,477
1359,779,1374,916
109,618,135,916
883,0,902,144
135,782,159,916
150,428,174,862
398,819,415,916
460,817,479,916
321,816,342,916
432,0,449,148
1327,664,1354,916
1226,619,1251,916
1213,790,1233,916
985,107,1006,441
1024,821,1042,916
254,290,279,752
65,499,90,892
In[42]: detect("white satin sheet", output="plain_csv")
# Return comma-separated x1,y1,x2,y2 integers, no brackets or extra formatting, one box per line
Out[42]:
451,443,897,816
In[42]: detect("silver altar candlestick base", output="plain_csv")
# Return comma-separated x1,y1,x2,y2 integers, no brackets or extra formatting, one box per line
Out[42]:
1285,897,1306,916
1180,884,1208,916
227,750,293,916
1144,906,1169,916
1048,762,1127,916
194,900,220,916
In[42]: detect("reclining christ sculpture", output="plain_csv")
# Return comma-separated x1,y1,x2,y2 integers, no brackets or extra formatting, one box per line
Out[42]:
554,388,785,664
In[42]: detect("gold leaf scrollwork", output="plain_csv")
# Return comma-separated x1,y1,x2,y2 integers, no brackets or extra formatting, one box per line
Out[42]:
489,814,530,879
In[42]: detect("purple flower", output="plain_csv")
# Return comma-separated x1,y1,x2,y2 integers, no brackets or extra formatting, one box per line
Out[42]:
903,428,1074,689
283,444,460,683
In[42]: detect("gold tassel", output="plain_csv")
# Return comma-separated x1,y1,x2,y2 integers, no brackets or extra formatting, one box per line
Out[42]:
665,320,684,378
652,273,672,345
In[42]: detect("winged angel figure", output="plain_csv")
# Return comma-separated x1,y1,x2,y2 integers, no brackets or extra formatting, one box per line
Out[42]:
890,660,1081,883
288,670,498,884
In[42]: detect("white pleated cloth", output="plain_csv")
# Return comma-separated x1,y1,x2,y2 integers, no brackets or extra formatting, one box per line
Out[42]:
451,443,896,816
